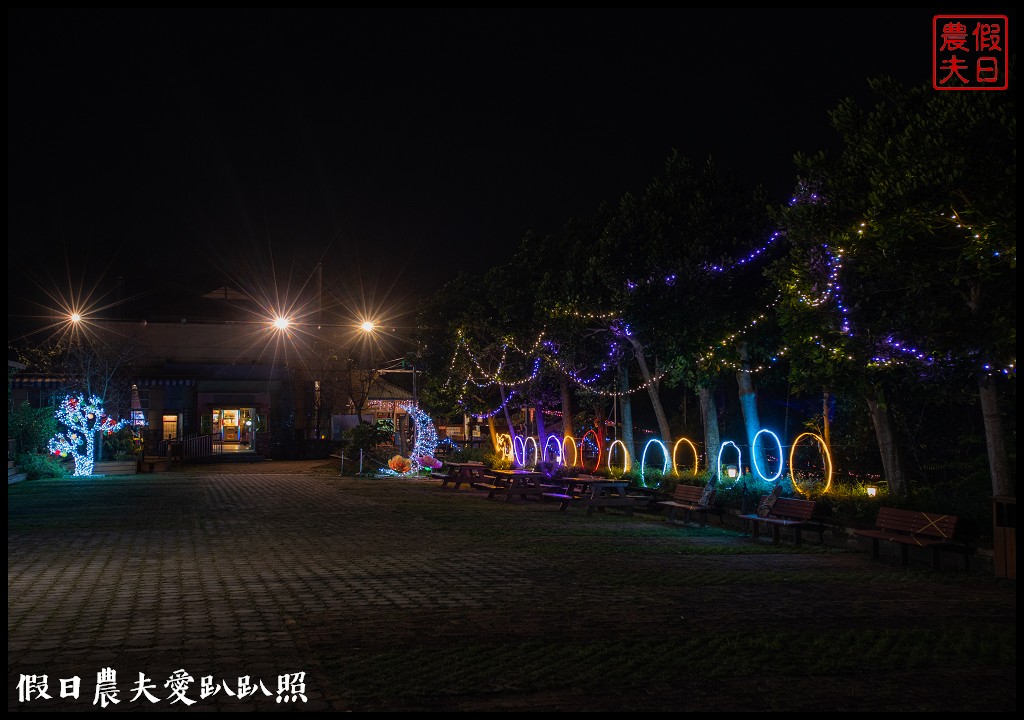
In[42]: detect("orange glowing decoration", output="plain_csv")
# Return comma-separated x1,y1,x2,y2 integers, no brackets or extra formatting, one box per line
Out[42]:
788,432,833,495
580,429,602,473
671,437,699,477
561,436,578,467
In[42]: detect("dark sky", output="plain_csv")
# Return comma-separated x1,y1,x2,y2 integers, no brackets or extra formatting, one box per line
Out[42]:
7,8,1005,339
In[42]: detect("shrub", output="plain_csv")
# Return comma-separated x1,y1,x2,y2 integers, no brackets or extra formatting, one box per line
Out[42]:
8,402,59,455
15,452,69,481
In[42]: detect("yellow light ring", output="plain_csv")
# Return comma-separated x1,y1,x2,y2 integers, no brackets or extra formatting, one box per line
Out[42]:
788,432,833,495
607,439,631,475
562,435,578,467
581,429,602,473
672,437,699,477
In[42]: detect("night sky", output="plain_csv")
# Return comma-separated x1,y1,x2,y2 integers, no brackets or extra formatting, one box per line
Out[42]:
7,8,1000,340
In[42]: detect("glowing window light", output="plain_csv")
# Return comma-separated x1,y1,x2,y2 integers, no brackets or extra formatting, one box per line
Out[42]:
524,436,539,468
561,436,578,467
607,439,631,475
672,438,699,477
640,439,670,488
580,429,602,473
716,441,742,483
496,433,514,460
789,432,833,495
751,429,783,483
543,434,562,464
512,436,527,468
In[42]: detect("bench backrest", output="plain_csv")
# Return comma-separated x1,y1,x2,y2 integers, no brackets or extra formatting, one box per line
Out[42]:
757,496,816,521
875,507,958,540
674,484,715,506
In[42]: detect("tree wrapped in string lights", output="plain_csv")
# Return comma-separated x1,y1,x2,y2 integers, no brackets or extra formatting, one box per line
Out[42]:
47,394,129,476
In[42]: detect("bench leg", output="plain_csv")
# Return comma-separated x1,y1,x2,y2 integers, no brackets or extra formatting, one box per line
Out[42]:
750,521,760,540
698,511,706,529
900,544,910,565
794,528,802,546
931,548,941,571
772,525,781,546
870,538,880,560
666,507,678,523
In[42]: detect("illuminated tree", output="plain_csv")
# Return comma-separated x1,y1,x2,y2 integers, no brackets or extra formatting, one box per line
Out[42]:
47,394,129,476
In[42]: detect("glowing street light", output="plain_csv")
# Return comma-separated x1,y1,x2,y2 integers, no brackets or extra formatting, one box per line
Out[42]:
360,320,376,333
272,316,291,331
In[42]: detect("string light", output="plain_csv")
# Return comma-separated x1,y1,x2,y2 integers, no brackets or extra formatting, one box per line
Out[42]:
48,394,129,477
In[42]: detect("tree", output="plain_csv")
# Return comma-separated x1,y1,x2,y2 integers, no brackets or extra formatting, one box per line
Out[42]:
47,394,129,476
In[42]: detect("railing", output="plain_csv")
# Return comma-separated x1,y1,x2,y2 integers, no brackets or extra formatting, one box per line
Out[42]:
164,434,222,465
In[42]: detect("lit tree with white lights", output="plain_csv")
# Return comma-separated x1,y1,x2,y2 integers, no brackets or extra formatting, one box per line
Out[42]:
47,394,129,476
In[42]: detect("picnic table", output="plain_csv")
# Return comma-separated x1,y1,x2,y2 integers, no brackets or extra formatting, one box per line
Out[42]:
435,461,488,491
542,476,644,515
479,468,549,501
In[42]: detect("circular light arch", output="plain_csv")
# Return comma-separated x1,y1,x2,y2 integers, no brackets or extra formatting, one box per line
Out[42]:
716,441,742,482
640,439,670,488
751,429,784,483
672,438,699,477
607,439,631,475
788,432,833,495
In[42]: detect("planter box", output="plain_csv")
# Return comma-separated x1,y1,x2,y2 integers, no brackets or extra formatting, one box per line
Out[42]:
92,460,137,476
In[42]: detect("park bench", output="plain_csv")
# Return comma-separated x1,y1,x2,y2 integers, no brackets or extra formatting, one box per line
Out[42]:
739,496,824,546
656,483,718,528
851,507,971,570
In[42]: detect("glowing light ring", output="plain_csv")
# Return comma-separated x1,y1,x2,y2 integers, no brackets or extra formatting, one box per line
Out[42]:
672,438,699,477
524,436,539,468
561,436,578,467
543,434,562,464
607,439,631,475
512,436,527,468
751,429,783,483
788,432,833,495
716,441,742,483
496,433,514,460
581,429,601,473
640,439,670,488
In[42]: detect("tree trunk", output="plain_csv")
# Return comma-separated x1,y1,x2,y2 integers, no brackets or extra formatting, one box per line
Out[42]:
487,415,498,452
698,386,721,478
500,385,519,467
618,363,635,463
967,282,1013,499
559,376,575,438
978,373,1013,497
627,337,672,443
822,389,832,450
735,341,765,477
864,387,907,498
535,404,548,462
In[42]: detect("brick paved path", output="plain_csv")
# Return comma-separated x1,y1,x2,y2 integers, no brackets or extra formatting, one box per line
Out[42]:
8,463,1017,712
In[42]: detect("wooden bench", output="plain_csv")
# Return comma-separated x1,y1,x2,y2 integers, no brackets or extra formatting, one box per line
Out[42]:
739,496,824,546
656,484,718,528
851,507,971,570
